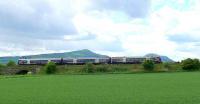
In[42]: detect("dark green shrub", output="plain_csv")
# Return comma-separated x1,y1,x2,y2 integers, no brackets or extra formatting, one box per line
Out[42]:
163,62,181,71
112,67,128,72
163,62,174,70
83,63,95,73
96,64,109,72
45,62,57,74
7,60,16,67
0,64,5,68
0,64,5,74
163,62,171,69
181,58,200,71
143,60,155,71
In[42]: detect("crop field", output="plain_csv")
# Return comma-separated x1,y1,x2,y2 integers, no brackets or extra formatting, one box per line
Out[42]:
1,72,200,104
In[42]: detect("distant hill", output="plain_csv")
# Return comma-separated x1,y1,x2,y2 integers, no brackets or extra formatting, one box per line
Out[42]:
145,53,174,62
145,53,160,57
23,49,108,59
0,56,20,64
0,49,108,64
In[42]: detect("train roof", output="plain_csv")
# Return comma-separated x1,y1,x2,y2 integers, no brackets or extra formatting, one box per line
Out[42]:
18,57,110,60
18,56,160,60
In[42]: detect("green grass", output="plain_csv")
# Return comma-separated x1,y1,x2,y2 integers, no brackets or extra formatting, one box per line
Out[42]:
1,72,200,104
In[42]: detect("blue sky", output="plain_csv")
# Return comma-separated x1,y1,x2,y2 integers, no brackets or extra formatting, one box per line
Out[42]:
0,0,199,60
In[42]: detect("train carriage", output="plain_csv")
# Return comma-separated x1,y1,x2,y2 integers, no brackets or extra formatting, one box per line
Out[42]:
30,59,49,65
126,57,146,64
151,57,162,63
50,59,62,64
18,59,28,65
111,57,126,64
76,58,97,64
99,58,111,64
62,58,74,64
18,56,162,65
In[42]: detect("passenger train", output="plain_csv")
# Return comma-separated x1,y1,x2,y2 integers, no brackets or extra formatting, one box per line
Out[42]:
18,56,162,65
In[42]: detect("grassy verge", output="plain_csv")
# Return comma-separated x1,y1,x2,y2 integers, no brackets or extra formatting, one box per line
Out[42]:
0,63,182,75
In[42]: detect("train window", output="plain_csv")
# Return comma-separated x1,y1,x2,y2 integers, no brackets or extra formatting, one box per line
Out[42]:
30,60,48,64
112,58,124,63
63,59,73,63
77,59,96,63
99,59,109,63
125,58,141,63
18,60,28,64
51,60,61,64
126,58,135,62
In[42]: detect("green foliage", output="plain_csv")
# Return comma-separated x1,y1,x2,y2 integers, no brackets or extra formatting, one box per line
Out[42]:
45,62,57,74
83,63,95,73
112,66,128,72
181,58,200,71
143,60,155,71
96,64,109,72
0,63,5,68
162,62,181,71
7,60,16,67
0,64,5,74
163,62,172,71
163,62,171,69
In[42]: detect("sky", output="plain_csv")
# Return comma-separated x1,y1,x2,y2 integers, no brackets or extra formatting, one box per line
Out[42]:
0,0,200,61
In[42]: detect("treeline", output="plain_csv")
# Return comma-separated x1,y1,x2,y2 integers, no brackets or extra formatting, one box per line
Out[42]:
0,58,200,75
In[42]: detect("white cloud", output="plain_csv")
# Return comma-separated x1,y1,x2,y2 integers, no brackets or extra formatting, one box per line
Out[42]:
0,0,200,61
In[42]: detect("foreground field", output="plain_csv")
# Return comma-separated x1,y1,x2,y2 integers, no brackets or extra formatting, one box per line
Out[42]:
1,72,200,104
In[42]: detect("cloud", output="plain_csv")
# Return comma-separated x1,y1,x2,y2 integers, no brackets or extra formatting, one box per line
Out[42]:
0,0,80,56
0,0,130,57
168,34,200,43
64,32,96,41
0,0,77,39
42,39,124,53
194,43,200,46
0,0,200,61
167,33,200,58
89,0,151,18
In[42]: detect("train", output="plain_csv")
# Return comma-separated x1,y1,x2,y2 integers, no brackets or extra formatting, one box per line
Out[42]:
18,56,162,65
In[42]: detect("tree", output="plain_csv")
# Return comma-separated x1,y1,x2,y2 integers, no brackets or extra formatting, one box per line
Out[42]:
143,60,155,71
7,60,16,67
181,58,200,71
45,62,57,74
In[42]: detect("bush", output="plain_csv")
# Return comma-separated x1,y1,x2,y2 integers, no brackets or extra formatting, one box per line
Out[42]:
45,62,57,74
0,64,5,68
163,62,171,69
83,63,95,73
181,58,200,71
163,62,174,71
0,64,5,74
163,62,181,71
7,60,16,67
96,64,109,72
143,60,155,71
112,66,128,72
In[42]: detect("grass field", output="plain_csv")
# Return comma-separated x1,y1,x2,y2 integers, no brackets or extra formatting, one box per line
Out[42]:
1,72,200,104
